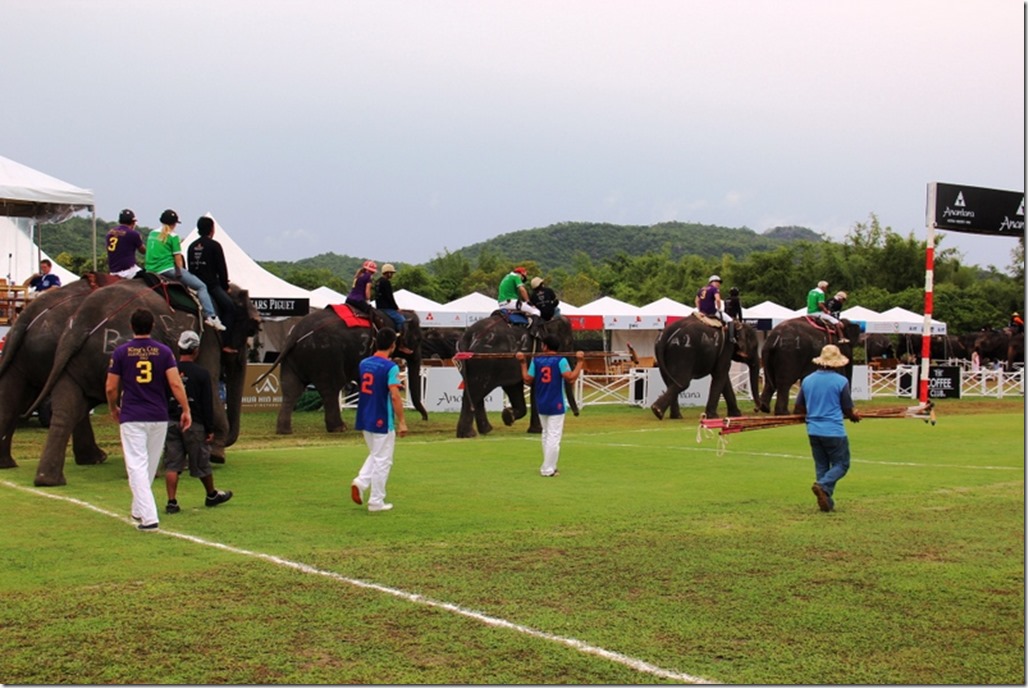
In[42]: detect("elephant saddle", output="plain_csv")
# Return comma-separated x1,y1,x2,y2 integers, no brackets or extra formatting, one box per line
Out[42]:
493,309,531,328
137,272,202,318
329,304,372,328
692,312,724,329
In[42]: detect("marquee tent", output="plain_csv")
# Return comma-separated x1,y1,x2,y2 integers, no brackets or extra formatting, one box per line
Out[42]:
441,292,498,327
0,155,93,287
309,285,347,310
878,306,947,335
638,297,694,328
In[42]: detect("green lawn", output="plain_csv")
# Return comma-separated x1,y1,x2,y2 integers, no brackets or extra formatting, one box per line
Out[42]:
0,398,1023,684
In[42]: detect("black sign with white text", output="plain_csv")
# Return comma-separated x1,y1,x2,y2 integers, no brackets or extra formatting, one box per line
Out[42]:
926,366,961,399
927,182,1024,236
251,297,309,318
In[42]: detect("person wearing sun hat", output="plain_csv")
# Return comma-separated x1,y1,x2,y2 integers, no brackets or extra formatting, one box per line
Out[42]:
794,344,861,513
373,264,414,354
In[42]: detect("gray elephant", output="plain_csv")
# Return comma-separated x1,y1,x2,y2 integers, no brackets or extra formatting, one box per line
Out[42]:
25,278,259,486
0,276,112,469
454,314,578,438
758,317,862,415
262,307,428,435
650,315,760,420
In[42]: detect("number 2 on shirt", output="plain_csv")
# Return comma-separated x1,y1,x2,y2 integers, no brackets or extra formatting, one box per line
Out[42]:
361,371,375,394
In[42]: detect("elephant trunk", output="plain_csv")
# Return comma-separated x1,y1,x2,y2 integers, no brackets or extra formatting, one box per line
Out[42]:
222,347,248,447
748,357,761,408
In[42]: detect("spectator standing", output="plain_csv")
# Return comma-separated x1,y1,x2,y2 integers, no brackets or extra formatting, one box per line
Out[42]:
23,259,61,293
163,330,233,515
144,209,225,331
105,308,191,531
529,276,560,321
794,344,861,512
187,216,236,351
106,208,146,278
517,336,585,477
350,329,408,512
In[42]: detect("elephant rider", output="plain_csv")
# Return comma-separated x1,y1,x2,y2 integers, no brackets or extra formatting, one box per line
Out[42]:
528,276,560,321
374,264,414,355
498,267,541,320
806,280,848,343
1010,312,1024,334
695,275,736,344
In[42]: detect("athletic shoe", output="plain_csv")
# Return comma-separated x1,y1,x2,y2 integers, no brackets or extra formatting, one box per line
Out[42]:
137,522,159,531
204,315,227,332
811,482,832,512
541,470,560,477
205,490,233,507
368,503,393,512
165,501,181,514
350,480,366,505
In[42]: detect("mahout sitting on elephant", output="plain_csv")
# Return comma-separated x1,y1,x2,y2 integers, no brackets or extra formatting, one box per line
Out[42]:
454,312,578,438
23,277,258,486
650,313,760,420
261,306,428,435
973,327,1024,371
758,316,861,415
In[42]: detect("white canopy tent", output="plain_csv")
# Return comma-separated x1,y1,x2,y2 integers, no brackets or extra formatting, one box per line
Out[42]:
0,155,94,287
878,306,947,335
309,285,348,310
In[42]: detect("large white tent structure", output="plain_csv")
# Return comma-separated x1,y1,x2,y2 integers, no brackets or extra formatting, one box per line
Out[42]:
0,155,93,289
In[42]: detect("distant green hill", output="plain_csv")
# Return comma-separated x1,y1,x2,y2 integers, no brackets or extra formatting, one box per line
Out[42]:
40,217,823,278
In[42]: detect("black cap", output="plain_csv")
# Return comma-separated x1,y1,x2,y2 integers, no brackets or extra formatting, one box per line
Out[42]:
118,208,136,224
159,209,181,225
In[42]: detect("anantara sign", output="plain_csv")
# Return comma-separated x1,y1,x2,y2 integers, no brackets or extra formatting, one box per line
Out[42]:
926,182,1024,236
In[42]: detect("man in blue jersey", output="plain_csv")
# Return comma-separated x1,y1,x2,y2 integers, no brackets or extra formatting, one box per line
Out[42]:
517,335,585,477
350,329,408,512
105,308,191,531
794,344,861,512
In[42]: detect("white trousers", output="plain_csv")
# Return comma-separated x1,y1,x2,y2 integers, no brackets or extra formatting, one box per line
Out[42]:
120,421,168,527
539,413,565,476
356,431,396,507
498,299,541,317
813,312,840,326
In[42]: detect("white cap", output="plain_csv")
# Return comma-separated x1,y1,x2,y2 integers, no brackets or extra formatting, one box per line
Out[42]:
708,275,721,283
178,330,201,350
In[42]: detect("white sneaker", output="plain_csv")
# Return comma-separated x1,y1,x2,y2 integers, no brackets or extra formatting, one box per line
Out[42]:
368,502,393,512
205,315,227,332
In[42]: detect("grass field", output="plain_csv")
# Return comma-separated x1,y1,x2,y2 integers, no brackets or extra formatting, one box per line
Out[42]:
0,397,1023,684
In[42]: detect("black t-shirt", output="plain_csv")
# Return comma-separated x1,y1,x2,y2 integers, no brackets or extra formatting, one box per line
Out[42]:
375,277,399,310
168,359,215,432
187,236,230,290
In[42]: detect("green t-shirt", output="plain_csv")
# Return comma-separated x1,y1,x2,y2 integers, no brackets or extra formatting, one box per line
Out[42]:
144,232,182,274
498,272,524,301
806,287,826,314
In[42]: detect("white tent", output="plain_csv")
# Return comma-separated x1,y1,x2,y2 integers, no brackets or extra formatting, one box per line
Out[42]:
639,297,694,328
443,292,498,326
309,285,347,309
0,156,94,289
878,306,947,335
576,296,645,330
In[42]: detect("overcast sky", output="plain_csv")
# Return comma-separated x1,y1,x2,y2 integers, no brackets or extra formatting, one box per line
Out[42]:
3,0,1024,273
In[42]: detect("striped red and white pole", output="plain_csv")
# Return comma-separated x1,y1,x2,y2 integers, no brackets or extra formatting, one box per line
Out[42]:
919,223,935,404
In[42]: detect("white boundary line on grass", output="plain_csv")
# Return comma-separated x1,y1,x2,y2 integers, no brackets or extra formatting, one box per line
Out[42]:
2,479,717,685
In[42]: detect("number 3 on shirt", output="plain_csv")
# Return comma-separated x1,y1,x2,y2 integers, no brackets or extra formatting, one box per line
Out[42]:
539,365,553,384
135,360,153,384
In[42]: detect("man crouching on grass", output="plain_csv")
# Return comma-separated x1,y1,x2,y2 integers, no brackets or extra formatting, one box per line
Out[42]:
794,344,861,512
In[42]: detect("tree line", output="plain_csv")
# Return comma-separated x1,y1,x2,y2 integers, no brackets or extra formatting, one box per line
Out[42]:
40,214,1024,334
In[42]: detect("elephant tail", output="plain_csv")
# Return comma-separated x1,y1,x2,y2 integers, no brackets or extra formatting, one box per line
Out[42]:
22,316,95,419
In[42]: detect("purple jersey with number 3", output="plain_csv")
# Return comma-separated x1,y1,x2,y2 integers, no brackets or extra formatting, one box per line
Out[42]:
108,337,178,423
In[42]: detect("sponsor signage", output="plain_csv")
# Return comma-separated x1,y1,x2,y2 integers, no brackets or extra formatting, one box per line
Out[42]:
241,363,282,411
251,297,309,318
925,365,961,399
926,182,1024,236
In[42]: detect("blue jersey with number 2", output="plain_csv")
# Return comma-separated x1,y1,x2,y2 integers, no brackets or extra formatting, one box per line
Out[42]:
355,355,399,433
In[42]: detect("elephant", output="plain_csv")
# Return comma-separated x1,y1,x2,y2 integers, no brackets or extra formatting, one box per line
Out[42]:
973,327,1024,370
421,327,462,362
860,333,896,361
757,317,862,415
454,314,579,438
263,307,428,434
0,276,111,469
24,278,259,486
897,334,969,362
650,315,760,420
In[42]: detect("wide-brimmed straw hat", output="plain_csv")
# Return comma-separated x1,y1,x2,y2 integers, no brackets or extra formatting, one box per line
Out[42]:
813,344,849,368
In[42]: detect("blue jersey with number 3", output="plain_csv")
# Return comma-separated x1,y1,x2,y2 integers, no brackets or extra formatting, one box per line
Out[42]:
355,355,399,433
528,355,571,415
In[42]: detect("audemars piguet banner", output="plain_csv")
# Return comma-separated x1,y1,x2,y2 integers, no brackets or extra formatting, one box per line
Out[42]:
926,182,1024,236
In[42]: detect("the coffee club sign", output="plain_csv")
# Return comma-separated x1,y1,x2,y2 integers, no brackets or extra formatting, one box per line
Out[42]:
251,297,309,317
926,182,1024,236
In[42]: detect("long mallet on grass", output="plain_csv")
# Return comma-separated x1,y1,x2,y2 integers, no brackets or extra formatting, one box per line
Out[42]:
696,402,937,456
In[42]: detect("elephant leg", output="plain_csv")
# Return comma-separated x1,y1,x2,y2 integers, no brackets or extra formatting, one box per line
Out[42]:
71,414,108,465
406,362,429,421
275,369,306,435
456,389,477,438
473,396,494,435
35,379,90,487
319,384,347,433
0,375,30,468
669,395,682,420
774,383,792,416
651,383,684,420
707,379,742,418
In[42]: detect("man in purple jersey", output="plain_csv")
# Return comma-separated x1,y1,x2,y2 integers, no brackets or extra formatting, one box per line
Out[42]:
517,335,585,477
350,329,408,513
106,308,191,531
106,208,146,278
